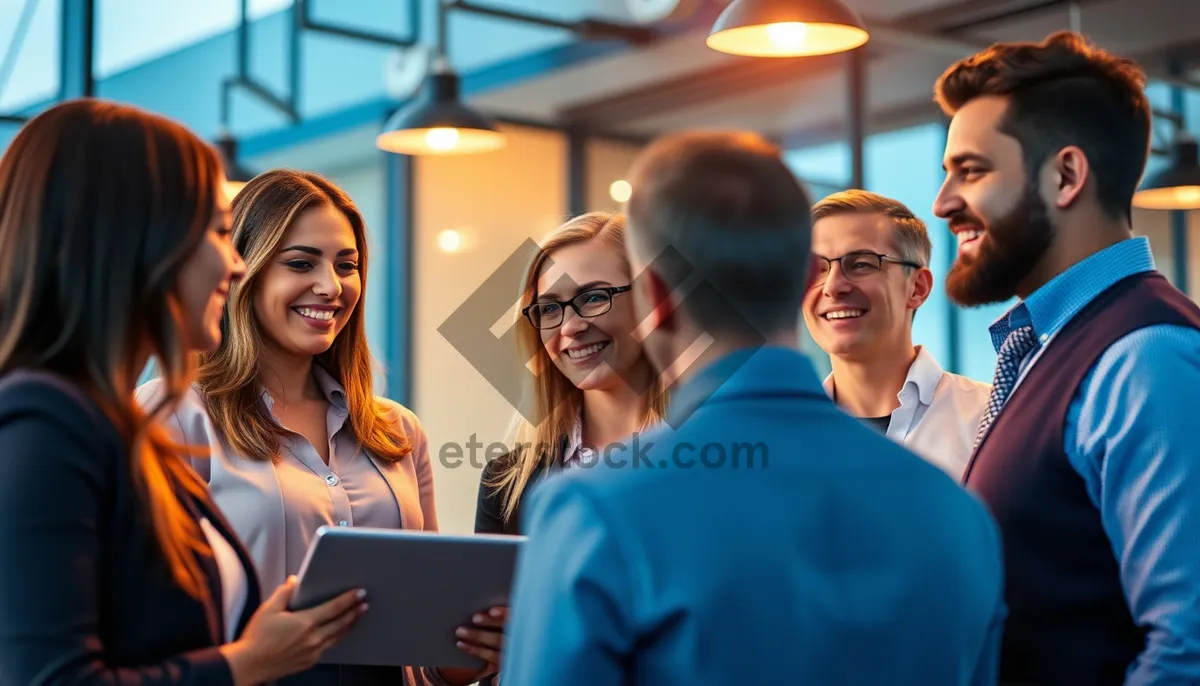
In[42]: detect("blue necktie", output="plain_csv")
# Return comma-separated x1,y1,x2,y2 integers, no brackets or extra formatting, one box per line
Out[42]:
973,325,1038,451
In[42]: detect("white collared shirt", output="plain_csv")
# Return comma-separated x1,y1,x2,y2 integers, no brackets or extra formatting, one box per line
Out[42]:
823,346,991,480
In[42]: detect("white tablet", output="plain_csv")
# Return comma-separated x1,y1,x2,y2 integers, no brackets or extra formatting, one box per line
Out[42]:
289,526,525,668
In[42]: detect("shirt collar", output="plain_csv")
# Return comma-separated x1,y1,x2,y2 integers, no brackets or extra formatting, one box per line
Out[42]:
667,345,826,428
988,236,1156,353
822,345,943,408
903,345,943,405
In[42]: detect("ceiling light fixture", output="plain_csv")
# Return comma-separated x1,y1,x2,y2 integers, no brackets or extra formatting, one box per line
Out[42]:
377,1,504,155
1134,135,1200,210
377,0,657,155
376,65,505,155
706,0,869,58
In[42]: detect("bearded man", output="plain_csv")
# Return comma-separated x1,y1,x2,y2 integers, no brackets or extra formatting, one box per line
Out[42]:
934,30,1200,686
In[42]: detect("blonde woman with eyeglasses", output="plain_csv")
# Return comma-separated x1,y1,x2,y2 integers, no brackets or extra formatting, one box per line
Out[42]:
475,212,669,537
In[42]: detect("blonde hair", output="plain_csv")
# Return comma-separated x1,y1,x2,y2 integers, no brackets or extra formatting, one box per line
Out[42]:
196,169,412,463
812,189,931,267
486,212,668,522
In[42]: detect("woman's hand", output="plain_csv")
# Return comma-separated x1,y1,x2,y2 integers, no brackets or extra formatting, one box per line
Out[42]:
436,605,508,686
220,576,367,685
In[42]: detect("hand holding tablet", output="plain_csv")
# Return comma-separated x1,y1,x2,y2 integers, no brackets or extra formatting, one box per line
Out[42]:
437,604,509,685
289,526,524,675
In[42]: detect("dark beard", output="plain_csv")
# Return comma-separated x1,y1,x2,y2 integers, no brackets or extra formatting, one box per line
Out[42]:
945,183,1055,307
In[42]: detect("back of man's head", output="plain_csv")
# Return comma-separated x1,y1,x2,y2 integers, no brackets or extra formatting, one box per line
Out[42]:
624,130,813,338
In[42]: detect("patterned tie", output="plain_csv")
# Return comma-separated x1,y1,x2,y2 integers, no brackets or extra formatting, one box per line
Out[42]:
973,324,1038,451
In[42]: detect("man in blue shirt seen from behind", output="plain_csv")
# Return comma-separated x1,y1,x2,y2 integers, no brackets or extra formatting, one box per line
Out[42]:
501,130,1007,686
934,31,1200,685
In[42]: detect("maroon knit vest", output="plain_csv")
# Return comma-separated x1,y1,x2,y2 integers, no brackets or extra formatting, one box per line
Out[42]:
964,271,1200,684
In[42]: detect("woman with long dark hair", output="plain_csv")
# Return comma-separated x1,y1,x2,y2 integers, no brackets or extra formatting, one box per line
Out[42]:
0,98,367,685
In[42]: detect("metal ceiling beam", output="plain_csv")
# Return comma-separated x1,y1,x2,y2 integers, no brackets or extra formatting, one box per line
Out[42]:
933,0,1111,33
61,0,96,99
445,0,659,44
556,46,863,128
298,0,419,48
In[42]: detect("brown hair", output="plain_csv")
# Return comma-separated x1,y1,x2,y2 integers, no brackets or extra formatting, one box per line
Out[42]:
812,189,931,267
625,130,813,337
0,98,222,600
486,212,668,522
934,30,1151,221
196,169,411,463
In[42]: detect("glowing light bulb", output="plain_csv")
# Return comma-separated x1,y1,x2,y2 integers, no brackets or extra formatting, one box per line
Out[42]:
609,179,632,203
438,229,462,253
765,22,808,52
425,128,460,152
1175,187,1200,206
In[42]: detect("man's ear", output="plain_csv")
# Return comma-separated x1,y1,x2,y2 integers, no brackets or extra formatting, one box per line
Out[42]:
631,265,677,337
1050,145,1089,210
907,266,934,311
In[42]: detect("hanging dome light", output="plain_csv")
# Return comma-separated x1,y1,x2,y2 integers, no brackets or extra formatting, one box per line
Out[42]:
376,65,505,156
1134,135,1200,210
706,0,869,58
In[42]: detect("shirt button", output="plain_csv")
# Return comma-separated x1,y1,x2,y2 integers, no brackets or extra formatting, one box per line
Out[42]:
325,474,339,486
1040,333,1048,343
338,520,349,527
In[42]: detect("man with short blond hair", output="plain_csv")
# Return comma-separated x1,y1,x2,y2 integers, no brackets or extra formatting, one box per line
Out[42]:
803,189,989,479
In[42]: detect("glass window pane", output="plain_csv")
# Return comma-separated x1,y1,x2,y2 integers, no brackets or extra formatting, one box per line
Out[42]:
95,0,292,78
0,0,59,112
784,141,850,189
864,122,954,373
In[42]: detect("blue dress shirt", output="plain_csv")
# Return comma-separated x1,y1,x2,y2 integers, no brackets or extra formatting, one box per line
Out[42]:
501,345,1005,686
988,236,1200,685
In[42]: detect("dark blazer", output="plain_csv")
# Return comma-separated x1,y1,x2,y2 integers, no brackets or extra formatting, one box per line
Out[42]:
0,370,262,685
475,449,565,536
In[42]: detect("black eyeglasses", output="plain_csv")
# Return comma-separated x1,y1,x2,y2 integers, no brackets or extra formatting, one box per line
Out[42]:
523,285,632,330
812,250,923,287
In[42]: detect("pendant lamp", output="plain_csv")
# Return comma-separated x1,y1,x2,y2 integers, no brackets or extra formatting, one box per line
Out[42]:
376,60,505,155
707,0,869,57
1134,135,1200,210
376,1,505,155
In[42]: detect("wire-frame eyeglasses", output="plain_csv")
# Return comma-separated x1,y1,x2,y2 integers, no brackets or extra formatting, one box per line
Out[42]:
811,250,923,287
523,285,632,330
